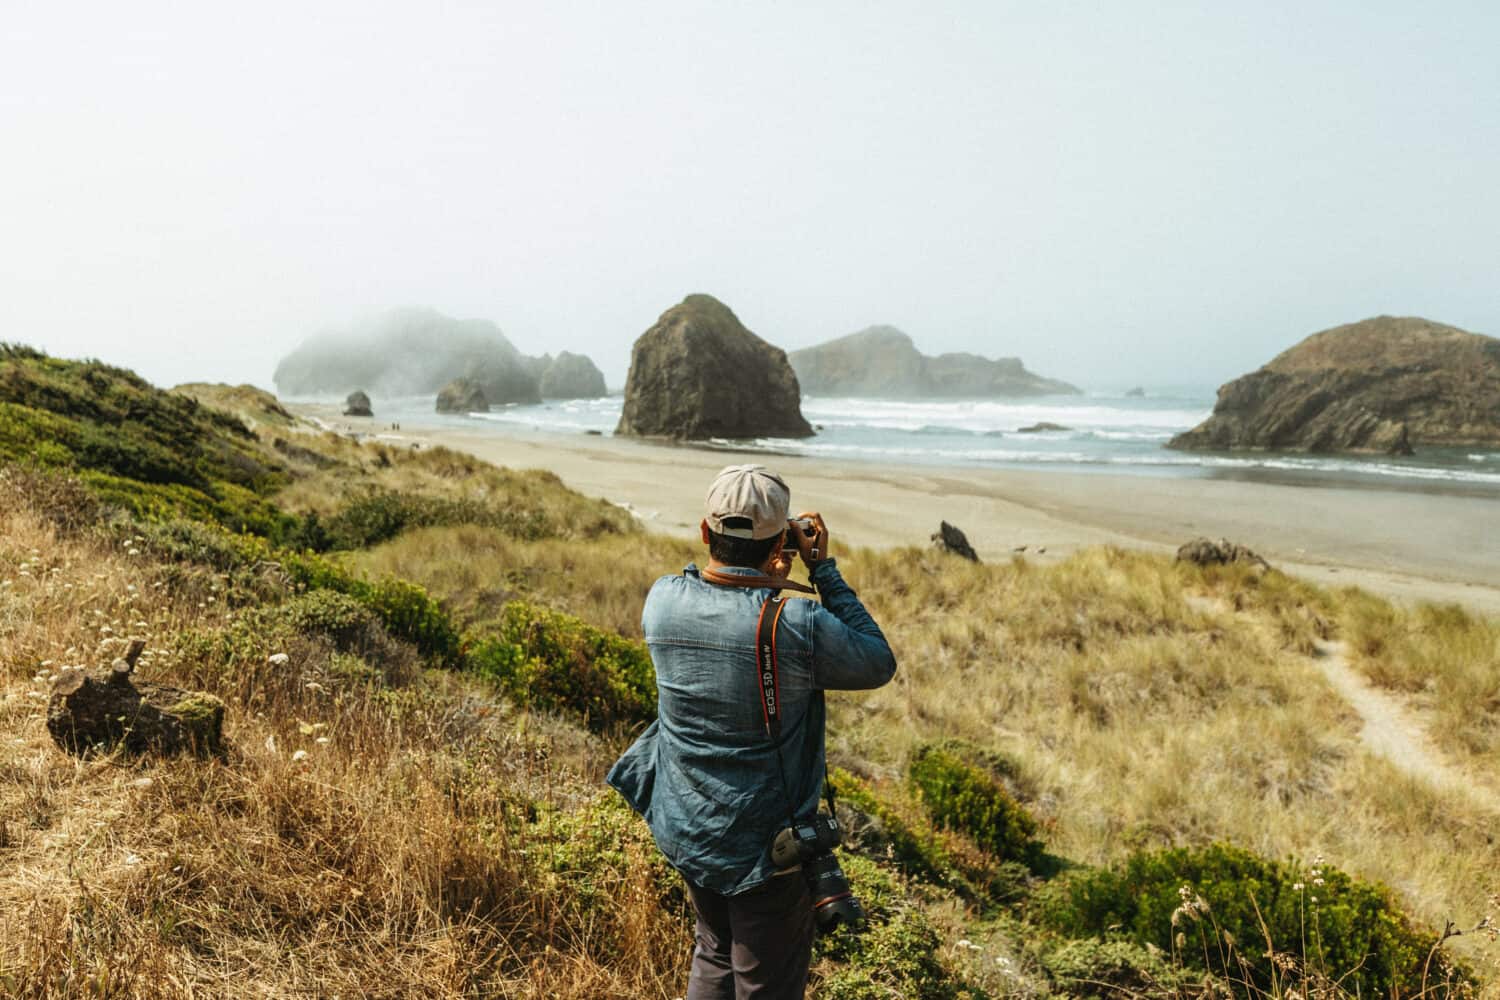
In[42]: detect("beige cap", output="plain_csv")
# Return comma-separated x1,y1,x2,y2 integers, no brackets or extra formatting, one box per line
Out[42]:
704,464,790,540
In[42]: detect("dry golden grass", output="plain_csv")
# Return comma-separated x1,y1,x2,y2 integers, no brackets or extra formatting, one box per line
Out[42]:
347,526,685,637
272,440,633,536
0,487,690,998
1339,589,1500,762
357,526,1500,985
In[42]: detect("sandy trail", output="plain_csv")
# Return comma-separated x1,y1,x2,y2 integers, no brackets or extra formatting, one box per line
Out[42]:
1313,640,1500,814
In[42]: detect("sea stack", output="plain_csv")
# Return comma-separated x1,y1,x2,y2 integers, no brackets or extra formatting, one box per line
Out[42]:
539,351,607,399
1170,316,1500,455
616,294,814,440
343,390,373,417
435,377,489,414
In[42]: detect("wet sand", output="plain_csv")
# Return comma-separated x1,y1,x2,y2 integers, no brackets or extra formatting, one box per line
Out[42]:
294,407,1500,616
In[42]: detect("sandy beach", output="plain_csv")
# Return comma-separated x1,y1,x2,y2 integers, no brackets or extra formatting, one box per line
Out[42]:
293,406,1500,616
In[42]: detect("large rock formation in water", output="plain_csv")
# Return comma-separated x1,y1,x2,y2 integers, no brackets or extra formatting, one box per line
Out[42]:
1169,316,1500,455
789,325,1080,398
274,307,591,406
536,351,607,399
343,390,373,417
435,377,489,414
616,294,813,440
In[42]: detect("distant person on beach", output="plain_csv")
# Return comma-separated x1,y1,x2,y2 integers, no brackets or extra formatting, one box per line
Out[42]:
608,464,897,999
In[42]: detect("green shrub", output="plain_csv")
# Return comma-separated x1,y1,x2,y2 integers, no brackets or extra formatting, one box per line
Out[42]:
829,769,1028,907
466,601,655,731
0,350,284,491
78,470,296,540
526,793,683,921
315,489,572,550
815,854,991,1000
1039,937,1185,998
130,517,273,573
283,551,463,665
831,768,968,888
1032,843,1465,997
908,743,1044,872
252,590,387,656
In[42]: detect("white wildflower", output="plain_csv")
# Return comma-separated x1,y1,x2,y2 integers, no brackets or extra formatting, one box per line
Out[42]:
292,749,309,763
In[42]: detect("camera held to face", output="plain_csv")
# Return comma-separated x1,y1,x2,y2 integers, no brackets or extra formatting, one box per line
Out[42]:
782,518,818,559
770,812,866,932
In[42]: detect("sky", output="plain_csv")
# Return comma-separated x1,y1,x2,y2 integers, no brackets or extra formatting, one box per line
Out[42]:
2,1,1497,393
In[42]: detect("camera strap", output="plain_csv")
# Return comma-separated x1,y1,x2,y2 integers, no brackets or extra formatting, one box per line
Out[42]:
754,594,789,740
757,594,838,828
704,566,815,594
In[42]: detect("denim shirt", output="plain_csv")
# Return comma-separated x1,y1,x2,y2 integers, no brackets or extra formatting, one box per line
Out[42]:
606,558,897,896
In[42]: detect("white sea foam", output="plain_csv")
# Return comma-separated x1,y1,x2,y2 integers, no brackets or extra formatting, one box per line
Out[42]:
375,392,1500,490
799,396,1211,435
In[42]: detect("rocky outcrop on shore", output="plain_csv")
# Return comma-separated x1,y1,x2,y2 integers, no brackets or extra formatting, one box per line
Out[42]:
435,377,489,414
789,326,1079,398
274,307,604,407
343,390,373,417
538,351,607,399
616,294,813,440
1169,316,1500,455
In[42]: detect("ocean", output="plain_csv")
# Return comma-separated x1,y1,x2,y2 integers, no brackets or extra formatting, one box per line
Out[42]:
358,391,1500,494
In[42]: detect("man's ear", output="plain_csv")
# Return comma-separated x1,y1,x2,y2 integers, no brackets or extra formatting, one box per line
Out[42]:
700,519,711,545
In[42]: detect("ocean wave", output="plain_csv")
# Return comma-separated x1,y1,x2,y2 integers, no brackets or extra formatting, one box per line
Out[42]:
371,393,1500,490
468,411,603,432
745,437,1500,486
1076,429,1177,442
799,397,1210,434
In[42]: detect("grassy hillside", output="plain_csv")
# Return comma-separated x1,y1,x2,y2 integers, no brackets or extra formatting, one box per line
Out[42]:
1,347,1496,997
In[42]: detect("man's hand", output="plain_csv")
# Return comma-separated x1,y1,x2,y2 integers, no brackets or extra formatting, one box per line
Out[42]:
792,511,829,568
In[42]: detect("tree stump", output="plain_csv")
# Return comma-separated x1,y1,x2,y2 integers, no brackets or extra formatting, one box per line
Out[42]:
930,521,980,562
46,639,225,757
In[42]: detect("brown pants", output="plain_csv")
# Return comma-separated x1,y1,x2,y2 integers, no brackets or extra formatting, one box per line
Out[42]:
684,872,814,1000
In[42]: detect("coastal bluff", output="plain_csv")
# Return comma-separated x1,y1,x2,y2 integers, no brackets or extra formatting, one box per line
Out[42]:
789,325,1079,398
274,307,607,405
535,351,607,399
616,294,813,440
1170,316,1500,455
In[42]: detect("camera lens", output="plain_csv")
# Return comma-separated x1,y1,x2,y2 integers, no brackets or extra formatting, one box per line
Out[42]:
803,853,866,932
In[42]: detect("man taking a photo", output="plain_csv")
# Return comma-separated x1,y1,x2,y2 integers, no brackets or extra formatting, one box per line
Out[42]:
608,463,898,999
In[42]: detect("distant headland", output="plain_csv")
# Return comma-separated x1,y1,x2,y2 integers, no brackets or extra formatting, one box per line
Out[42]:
273,307,606,407
789,325,1079,399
